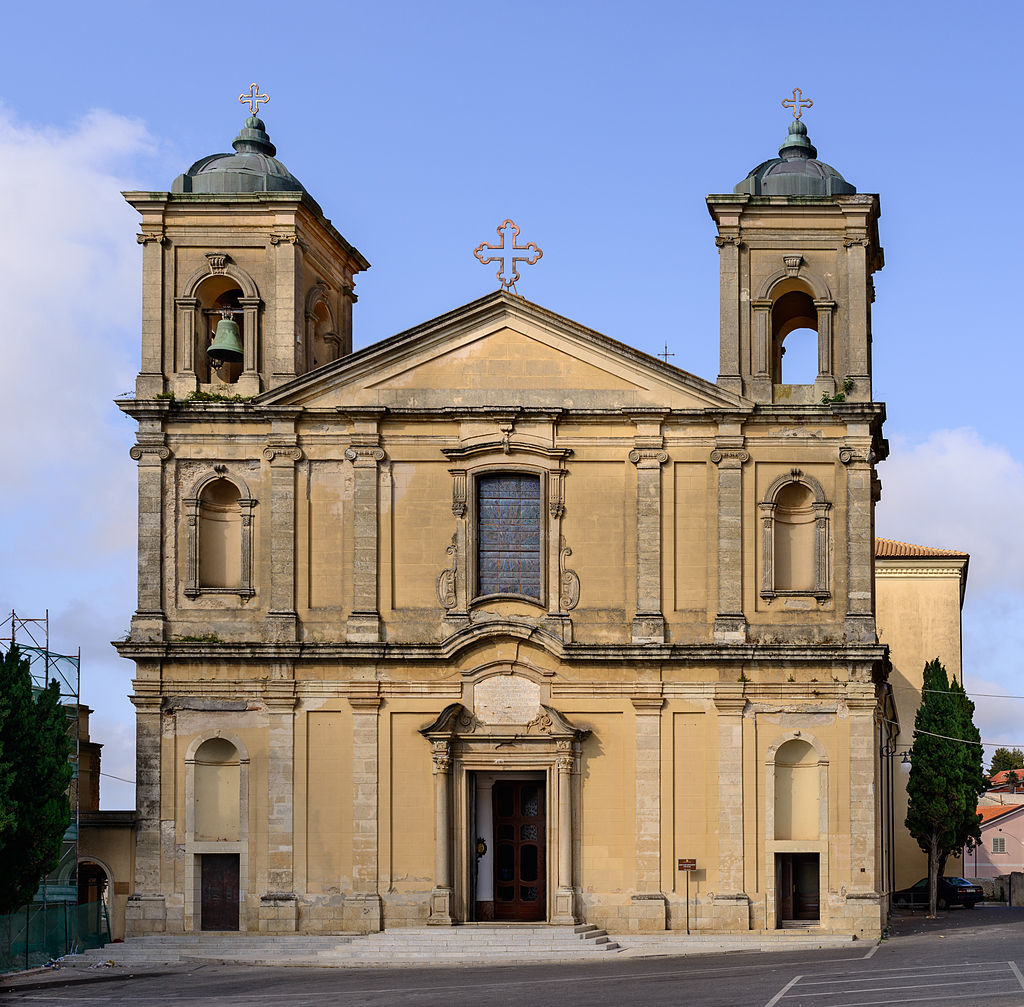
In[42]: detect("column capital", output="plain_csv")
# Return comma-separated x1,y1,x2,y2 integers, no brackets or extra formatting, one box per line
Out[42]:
710,447,749,467
629,448,668,468
345,445,386,465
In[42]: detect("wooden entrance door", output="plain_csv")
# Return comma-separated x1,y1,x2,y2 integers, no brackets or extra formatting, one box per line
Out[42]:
777,853,820,924
493,780,546,921
201,853,239,930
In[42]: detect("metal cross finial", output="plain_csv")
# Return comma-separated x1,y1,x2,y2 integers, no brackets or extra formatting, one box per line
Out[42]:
782,88,813,120
474,220,543,292
239,83,270,116
658,344,675,363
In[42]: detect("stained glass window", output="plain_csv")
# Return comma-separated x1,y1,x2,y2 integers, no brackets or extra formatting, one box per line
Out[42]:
477,474,541,599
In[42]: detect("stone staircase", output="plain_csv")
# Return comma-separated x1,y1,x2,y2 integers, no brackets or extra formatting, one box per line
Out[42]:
65,925,621,967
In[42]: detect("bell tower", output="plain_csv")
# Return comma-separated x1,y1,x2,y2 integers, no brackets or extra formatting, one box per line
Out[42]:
707,113,882,404
125,91,369,399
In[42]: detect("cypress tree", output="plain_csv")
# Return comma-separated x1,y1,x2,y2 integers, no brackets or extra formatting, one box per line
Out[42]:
0,646,72,913
905,658,983,916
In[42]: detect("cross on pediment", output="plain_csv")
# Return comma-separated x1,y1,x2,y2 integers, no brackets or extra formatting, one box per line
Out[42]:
474,220,543,291
658,344,675,363
239,83,269,116
782,88,813,120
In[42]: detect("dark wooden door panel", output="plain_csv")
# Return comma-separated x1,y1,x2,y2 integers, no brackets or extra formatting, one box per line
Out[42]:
201,853,239,931
493,780,546,921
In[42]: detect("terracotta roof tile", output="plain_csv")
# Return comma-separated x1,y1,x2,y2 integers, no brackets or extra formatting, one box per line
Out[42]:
978,804,1020,824
875,537,969,559
989,770,1024,786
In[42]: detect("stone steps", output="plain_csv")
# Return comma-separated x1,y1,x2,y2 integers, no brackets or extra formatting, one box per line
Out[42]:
64,925,621,967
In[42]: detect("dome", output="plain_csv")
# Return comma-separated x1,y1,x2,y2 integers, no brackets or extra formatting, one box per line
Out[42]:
734,121,855,197
172,116,309,196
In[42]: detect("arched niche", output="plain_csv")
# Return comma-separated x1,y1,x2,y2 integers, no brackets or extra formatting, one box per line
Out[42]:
304,283,340,373
176,260,261,384
759,469,830,601
184,471,256,599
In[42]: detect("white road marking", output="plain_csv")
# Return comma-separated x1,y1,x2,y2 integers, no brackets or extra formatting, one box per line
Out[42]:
781,977,1016,998
1010,960,1024,990
765,974,803,1007
796,967,996,986
811,993,1024,1007
861,943,880,959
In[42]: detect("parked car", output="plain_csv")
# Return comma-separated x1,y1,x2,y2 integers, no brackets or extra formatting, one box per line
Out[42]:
891,876,983,909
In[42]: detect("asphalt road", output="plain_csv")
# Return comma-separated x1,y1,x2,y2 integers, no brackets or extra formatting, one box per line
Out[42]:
4,906,1024,1007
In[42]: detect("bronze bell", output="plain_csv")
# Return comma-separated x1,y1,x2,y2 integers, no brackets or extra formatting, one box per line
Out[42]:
208,315,243,366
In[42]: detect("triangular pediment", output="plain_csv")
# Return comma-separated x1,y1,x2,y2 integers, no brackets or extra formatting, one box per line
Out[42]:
259,291,748,411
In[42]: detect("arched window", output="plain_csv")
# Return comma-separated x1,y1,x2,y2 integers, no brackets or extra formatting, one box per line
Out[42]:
760,470,830,599
774,738,819,840
184,474,256,598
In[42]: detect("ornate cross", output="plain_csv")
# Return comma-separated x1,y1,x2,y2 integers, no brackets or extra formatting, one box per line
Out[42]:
239,83,270,116
657,343,675,363
474,220,543,291
782,88,813,120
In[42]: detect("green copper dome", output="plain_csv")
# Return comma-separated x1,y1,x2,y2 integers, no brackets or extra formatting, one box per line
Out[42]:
172,116,308,196
735,121,855,196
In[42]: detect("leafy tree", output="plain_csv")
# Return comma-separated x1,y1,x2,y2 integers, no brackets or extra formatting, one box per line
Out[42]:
0,646,73,913
989,747,1024,776
905,658,984,916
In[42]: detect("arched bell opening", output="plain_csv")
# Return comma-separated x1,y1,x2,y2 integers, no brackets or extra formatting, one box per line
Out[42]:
771,290,818,386
197,276,245,386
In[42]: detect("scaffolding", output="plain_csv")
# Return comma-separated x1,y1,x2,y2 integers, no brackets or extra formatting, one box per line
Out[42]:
0,610,81,905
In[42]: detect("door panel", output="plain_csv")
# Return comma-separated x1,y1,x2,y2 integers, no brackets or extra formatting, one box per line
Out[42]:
493,780,546,921
201,853,239,931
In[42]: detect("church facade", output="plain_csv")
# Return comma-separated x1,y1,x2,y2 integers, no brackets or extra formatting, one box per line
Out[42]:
118,109,894,937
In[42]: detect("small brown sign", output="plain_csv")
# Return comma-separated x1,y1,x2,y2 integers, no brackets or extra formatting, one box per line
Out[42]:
678,858,697,871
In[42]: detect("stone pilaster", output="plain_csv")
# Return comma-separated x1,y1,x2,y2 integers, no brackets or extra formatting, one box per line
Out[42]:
126,695,165,935
136,225,167,399
713,692,749,930
847,693,878,884
344,694,383,932
841,443,876,642
263,428,302,642
814,298,837,399
711,441,749,643
750,298,773,401
129,431,169,642
260,668,298,934
428,741,454,925
629,696,666,932
629,435,668,643
270,231,300,385
715,233,744,396
552,748,578,924
345,443,385,642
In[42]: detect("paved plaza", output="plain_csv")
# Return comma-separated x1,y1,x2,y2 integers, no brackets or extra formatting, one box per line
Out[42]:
4,907,1024,1007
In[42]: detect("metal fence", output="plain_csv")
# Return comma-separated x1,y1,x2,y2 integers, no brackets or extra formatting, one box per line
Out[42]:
0,900,110,973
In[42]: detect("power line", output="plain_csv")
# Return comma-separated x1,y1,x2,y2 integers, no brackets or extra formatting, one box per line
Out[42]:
98,771,136,784
891,684,1024,702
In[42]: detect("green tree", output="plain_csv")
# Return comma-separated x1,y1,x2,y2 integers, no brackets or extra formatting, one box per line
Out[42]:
0,646,73,913
989,747,1024,777
905,658,984,916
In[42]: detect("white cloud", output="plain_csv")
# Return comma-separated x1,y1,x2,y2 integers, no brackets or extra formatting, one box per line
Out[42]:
0,106,159,807
878,428,1024,594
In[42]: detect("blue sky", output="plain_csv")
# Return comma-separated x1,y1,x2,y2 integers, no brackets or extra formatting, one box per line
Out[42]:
1,1,1022,806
